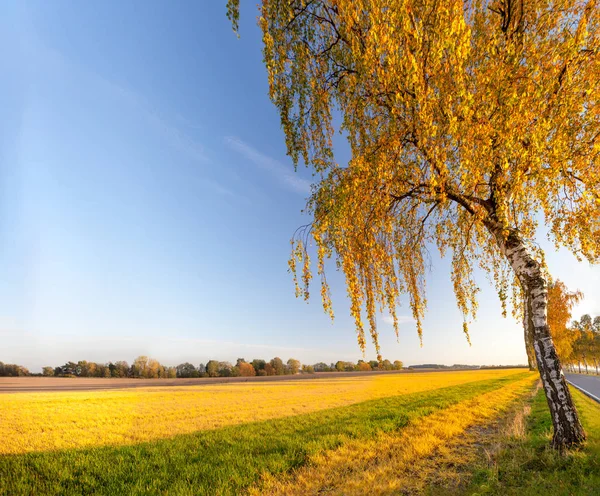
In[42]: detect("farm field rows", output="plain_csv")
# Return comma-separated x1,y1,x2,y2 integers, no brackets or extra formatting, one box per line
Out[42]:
0,368,527,454
1,369,598,495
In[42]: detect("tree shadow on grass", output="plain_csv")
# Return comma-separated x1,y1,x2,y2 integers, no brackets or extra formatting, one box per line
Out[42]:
0,373,529,496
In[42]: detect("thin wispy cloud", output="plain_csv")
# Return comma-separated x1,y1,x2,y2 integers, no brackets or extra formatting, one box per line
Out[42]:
93,81,239,198
224,137,312,195
89,74,211,165
26,38,242,200
27,36,211,166
199,178,236,197
145,109,208,164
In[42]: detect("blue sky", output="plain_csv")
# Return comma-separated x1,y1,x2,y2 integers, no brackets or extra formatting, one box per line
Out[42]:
1,1,598,372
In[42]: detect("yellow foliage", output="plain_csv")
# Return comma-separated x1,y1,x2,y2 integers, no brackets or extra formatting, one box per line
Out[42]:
547,279,583,360
0,369,525,455
243,0,600,358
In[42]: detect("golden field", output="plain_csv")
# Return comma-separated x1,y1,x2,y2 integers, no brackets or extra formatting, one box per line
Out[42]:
5,368,598,496
0,369,526,455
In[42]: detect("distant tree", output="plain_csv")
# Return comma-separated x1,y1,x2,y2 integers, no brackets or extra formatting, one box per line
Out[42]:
0,362,30,377
131,356,149,378
251,359,266,375
334,360,354,372
146,358,162,378
369,361,379,371
75,360,87,377
93,363,108,378
271,357,285,375
87,362,98,377
571,315,600,374
264,362,276,376
74,360,103,377
218,361,234,377
238,362,256,377
302,364,315,374
206,360,219,378
166,367,177,378
55,361,77,377
158,365,167,378
42,366,54,377
313,362,331,372
393,360,404,371
176,362,198,378
357,361,372,372
198,363,206,376
546,281,583,367
381,359,393,371
112,361,130,378
287,358,301,375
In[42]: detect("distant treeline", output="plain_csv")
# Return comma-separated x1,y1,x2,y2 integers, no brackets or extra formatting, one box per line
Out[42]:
0,362,30,377
563,315,600,375
0,357,404,378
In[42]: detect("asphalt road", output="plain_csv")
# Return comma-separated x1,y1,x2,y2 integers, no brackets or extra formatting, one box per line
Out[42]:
566,373,600,403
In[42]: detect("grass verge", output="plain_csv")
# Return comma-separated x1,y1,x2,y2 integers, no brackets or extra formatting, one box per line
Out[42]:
466,387,600,495
250,374,537,495
0,372,530,496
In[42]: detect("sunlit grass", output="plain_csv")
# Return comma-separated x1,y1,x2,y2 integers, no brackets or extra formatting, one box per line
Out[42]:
0,371,531,495
250,373,538,495
466,387,600,495
0,368,525,455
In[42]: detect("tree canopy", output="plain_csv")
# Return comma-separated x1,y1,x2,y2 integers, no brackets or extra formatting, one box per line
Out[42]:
228,0,598,448
569,313,600,372
230,0,600,358
547,280,583,360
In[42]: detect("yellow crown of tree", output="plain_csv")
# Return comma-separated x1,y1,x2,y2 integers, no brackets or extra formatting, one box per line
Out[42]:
228,0,599,449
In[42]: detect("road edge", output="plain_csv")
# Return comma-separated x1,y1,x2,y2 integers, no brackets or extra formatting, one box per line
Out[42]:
566,380,600,404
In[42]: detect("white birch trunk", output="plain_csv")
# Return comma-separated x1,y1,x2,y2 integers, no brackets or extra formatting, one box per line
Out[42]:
523,295,537,371
487,224,586,449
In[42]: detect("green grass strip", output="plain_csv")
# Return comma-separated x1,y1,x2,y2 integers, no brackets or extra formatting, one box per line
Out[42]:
0,372,530,496
467,387,600,495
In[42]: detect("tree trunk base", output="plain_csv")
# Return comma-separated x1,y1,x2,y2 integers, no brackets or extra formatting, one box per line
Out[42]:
551,427,586,451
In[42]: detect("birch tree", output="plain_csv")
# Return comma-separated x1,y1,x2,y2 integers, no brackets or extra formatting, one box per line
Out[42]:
228,0,599,448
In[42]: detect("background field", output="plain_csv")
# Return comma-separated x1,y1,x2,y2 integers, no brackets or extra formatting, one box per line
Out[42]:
1,369,598,495
0,368,526,454
0,370,420,393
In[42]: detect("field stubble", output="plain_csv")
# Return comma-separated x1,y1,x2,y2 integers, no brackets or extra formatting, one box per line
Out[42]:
0,369,552,495
0,368,526,455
